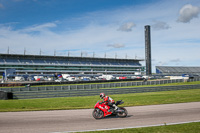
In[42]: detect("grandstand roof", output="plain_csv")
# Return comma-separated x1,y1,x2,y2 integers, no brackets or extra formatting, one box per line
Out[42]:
0,53,144,62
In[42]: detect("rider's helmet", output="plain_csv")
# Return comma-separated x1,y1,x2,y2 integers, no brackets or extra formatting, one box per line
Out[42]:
100,93,105,99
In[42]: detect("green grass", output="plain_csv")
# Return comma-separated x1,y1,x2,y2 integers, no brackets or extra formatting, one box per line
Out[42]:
140,80,200,87
0,89,200,112
83,122,200,133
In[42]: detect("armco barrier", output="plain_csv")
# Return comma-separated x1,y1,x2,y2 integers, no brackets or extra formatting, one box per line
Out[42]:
0,91,13,100
10,84,200,99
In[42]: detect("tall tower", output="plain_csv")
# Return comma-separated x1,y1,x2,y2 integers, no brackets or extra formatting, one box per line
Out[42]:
145,25,152,75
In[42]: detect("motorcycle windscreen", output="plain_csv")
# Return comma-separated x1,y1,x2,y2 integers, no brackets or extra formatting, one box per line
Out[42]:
116,100,124,105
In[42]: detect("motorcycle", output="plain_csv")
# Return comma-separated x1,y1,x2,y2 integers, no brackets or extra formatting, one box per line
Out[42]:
92,100,128,119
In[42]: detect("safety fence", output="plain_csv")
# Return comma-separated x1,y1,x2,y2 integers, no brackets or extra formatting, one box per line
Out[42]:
10,84,200,99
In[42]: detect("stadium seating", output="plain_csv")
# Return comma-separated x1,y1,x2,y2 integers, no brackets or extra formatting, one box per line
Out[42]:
0,57,142,67
156,66,200,75
0,59,5,63
0,54,143,75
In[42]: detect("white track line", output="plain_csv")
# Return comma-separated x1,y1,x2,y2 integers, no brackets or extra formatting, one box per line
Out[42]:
51,120,200,133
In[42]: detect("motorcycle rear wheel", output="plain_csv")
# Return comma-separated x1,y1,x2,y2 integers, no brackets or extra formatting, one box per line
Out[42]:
92,109,104,119
117,107,128,118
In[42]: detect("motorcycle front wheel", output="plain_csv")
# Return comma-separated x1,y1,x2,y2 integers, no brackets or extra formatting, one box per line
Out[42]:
92,108,104,119
117,107,128,118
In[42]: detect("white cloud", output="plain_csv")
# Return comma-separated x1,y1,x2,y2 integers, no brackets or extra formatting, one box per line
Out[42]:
170,59,181,63
21,22,57,33
107,43,125,48
177,4,200,23
152,21,170,30
117,22,136,32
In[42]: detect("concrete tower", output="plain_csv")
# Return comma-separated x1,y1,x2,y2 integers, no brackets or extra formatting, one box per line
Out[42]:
145,25,152,75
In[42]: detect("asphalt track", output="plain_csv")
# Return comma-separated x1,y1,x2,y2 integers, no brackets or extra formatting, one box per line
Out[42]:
0,102,200,133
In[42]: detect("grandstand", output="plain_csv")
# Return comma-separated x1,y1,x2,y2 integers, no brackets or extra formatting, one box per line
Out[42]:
156,66,200,76
0,54,145,76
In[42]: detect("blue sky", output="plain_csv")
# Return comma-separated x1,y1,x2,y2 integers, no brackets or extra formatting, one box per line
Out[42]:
0,0,200,72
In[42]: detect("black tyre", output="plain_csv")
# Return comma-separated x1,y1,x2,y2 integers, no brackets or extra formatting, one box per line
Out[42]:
92,108,104,119
117,107,128,118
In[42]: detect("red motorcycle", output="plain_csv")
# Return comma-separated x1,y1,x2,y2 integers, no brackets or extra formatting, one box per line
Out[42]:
92,100,128,119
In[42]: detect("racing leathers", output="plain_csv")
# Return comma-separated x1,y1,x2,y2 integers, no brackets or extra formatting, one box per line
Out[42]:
103,96,118,110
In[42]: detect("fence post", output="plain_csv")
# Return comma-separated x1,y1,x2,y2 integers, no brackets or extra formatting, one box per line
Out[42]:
68,85,70,90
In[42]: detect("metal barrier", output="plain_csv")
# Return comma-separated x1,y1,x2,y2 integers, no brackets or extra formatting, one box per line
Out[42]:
11,84,200,99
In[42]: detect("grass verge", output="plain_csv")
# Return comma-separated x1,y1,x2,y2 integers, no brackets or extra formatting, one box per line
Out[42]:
0,89,200,112
83,122,200,133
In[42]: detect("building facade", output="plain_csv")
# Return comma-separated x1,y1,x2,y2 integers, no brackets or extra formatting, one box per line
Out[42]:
0,54,145,76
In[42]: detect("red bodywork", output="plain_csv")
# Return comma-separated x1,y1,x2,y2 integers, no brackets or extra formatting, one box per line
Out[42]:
94,101,112,117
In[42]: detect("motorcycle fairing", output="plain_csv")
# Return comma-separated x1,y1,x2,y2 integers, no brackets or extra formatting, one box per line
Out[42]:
94,101,112,117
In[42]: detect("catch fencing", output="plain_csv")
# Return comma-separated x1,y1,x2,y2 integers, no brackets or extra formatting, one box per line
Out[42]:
0,78,200,99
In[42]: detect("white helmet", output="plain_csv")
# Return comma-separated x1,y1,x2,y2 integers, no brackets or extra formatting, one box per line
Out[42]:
100,93,105,99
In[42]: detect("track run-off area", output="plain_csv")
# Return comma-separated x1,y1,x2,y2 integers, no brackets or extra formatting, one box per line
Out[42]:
0,102,199,133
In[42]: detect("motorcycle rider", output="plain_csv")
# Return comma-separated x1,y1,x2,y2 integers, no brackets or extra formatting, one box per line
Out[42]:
100,93,118,111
